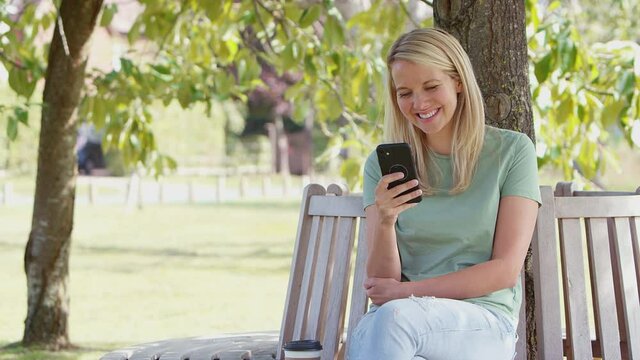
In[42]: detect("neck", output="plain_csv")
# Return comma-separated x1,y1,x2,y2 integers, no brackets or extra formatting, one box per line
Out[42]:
426,129,453,156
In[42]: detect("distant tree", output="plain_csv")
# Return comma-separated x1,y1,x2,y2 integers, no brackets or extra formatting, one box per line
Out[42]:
19,0,103,349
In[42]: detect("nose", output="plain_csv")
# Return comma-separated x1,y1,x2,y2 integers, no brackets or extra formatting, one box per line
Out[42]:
413,91,431,110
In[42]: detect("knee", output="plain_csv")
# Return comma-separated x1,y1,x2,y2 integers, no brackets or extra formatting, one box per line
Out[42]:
372,299,415,329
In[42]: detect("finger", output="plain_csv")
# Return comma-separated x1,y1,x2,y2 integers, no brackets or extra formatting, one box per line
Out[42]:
380,172,406,185
395,202,419,213
374,173,403,196
390,188,423,207
363,279,372,289
388,179,420,198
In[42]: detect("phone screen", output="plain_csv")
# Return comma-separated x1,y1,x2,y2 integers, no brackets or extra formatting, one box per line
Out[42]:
376,143,422,203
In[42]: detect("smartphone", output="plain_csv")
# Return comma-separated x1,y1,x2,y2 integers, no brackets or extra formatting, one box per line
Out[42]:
376,142,422,203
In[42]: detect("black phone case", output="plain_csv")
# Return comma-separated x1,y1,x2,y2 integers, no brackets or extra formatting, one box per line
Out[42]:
376,143,422,203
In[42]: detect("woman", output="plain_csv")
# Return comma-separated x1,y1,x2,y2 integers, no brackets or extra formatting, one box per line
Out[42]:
347,28,541,360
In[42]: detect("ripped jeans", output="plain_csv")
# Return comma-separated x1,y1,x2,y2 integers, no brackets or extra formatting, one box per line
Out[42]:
346,296,517,360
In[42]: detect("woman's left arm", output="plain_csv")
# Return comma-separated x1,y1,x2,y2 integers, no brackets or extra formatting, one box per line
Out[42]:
365,195,538,305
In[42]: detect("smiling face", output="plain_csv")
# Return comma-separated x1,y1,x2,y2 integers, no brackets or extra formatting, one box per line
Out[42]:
391,59,462,144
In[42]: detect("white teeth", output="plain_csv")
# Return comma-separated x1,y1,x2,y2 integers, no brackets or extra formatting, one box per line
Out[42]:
417,109,438,119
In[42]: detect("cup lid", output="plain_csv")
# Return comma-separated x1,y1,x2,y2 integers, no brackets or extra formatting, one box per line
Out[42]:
283,339,323,351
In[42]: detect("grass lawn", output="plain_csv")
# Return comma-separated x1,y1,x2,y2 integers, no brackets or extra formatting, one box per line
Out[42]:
0,201,300,359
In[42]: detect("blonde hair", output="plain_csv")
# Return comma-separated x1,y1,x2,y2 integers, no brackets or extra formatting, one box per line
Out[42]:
384,28,485,194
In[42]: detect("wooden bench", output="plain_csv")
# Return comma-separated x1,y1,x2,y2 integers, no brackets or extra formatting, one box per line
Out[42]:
527,183,640,359
101,182,640,360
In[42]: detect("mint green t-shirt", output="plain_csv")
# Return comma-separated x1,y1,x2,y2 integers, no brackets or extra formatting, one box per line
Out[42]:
362,126,542,321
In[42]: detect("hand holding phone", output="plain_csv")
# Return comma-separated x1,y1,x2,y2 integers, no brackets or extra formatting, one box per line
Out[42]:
376,143,422,204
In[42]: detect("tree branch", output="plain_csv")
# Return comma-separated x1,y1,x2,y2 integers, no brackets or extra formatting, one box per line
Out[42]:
0,50,26,69
255,0,290,40
420,0,434,8
585,86,615,97
153,3,190,59
252,0,275,53
400,1,421,28
53,1,70,56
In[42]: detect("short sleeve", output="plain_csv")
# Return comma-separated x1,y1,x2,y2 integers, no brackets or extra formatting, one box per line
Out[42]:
501,134,542,206
363,151,382,209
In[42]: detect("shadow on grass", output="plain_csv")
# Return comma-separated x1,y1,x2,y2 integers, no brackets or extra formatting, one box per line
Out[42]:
1,242,294,259
0,341,121,360
72,243,294,260
156,201,300,210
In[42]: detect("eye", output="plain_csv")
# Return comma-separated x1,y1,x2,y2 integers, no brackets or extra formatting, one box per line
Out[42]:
397,92,411,98
425,85,438,91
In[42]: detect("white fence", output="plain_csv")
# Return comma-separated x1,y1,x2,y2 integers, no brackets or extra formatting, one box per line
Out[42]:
0,173,347,207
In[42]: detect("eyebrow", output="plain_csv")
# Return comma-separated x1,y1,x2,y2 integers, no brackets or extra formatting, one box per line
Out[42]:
395,80,440,91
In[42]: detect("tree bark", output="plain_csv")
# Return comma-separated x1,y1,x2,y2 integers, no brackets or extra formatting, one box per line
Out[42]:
433,1,536,359
23,0,103,349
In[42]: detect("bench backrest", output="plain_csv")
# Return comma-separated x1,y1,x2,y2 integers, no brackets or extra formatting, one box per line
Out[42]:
527,184,640,360
278,183,640,360
276,184,368,360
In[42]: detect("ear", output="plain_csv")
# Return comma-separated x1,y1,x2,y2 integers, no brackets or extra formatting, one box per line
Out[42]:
455,79,463,93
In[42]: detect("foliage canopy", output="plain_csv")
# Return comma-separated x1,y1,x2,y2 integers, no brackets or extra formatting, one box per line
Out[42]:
0,0,638,187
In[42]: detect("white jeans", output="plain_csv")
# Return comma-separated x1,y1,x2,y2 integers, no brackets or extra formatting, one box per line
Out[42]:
347,296,517,360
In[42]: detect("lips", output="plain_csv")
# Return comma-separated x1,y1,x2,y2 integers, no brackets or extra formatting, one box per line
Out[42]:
416,108,439,121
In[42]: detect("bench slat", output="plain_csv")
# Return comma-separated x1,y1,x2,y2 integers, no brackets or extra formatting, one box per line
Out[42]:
277,184,326,360
558,218,593,359
309,195,365,217
345,219,369,358
585,218,622,360
322,217,357,360
632,217,640,301
293,215,323,340
613,217,640,359
554,195,640,218
306,215,337,339
533,186,564,359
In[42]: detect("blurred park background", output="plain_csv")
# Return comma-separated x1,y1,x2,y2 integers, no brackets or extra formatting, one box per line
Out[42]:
1,0,639,359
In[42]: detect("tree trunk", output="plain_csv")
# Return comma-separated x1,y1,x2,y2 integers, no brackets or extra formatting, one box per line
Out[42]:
23,0,103,349
433,1,536,359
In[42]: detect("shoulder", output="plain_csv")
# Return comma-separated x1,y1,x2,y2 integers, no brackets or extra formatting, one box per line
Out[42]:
365,149,378,163
484,125,534,153
363,149,382,179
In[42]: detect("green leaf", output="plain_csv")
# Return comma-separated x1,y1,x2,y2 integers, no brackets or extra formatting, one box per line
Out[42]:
559,41,577,73
602,99,626,120
120,58,134,76
534,53,554,83
93,98,107,128
200,0,224,22
14,107,28,125
8,67,36,99
283,3,304,23
299,4,322,28
214,71,234,99
323,14,345,49
177,84,192,108
557,95,574,122
304,54,317,76
315,87,343,122
282,41,302,69
128,22,142,43
340,157,362,190
164,155,177,170
100,4,118,27
7,117,18,141
615,71,636,97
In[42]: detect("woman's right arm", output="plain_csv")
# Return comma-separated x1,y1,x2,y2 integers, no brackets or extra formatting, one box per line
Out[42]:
365,173,422,280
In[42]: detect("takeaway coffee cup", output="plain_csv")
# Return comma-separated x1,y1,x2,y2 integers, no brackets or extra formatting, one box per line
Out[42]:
283,339,323,360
